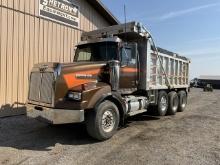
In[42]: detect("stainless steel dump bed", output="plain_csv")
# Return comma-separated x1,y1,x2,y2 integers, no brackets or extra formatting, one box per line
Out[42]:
149,47,190,90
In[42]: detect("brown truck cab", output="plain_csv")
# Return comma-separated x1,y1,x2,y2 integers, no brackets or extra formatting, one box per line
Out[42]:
27,22,190,140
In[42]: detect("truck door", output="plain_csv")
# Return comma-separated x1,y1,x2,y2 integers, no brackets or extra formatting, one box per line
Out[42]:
119,44,138,90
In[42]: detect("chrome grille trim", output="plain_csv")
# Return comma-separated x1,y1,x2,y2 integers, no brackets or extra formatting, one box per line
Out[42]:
28,72,54,104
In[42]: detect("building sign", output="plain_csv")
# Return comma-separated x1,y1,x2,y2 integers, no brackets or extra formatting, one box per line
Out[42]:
39,0,80,28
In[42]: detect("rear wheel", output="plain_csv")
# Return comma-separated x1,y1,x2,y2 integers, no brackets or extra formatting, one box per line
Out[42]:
156,91,168,116
167,91,179,115
86,100,119,141
178,91,187,112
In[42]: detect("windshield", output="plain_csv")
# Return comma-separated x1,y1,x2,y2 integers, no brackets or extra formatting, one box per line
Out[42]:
74,42,118,62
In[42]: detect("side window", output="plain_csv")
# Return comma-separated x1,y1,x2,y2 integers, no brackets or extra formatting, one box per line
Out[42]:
121,47,136,66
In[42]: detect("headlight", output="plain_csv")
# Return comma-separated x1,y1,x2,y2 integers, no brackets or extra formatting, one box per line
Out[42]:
67,92,82,101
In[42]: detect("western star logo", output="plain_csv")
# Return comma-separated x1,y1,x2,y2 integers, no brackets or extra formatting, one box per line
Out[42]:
75,74,94,79
39,0,80,28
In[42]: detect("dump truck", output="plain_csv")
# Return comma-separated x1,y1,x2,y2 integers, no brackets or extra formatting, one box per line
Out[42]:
27,22,191,140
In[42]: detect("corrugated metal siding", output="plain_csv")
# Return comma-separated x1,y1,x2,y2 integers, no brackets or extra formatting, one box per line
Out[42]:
0,0,111,113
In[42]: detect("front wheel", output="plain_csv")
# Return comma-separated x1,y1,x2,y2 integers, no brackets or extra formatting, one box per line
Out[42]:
86,100,120,141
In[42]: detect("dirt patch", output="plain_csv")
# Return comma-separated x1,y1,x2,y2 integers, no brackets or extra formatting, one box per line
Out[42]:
0,88,219,165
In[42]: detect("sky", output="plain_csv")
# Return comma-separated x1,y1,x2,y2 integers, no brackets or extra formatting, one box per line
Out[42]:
101,0,220,79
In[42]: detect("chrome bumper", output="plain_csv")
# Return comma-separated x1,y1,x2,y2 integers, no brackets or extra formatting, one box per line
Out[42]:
26,104,84,124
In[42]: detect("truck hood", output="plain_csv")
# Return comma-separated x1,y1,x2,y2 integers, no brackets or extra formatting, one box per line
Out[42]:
57,61,108,90
28,61,109,108
32,61,108,97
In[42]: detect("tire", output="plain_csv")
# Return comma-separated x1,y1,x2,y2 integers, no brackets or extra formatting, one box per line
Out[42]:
86,100,120,141
156,91,168,116
167,91,179,115
178,91,187,112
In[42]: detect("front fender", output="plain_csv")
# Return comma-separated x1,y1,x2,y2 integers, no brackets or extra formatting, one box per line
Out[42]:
85,83,112,109
83,84,127,125
84,84,126,115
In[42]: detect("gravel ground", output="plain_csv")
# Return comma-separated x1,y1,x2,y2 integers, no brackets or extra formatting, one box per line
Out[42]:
0,88,219,165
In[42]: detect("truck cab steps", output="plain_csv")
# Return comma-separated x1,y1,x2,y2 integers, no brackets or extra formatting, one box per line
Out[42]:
128,109,147,117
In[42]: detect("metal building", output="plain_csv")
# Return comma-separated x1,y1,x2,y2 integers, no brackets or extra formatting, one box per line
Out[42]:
0,0,119,117
199,76,220,89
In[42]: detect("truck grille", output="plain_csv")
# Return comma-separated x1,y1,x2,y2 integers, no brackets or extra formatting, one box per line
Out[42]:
28,72,54,104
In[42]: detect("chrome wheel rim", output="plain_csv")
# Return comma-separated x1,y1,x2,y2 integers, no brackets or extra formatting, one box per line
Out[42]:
102,110,115,133
160,96,167,112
